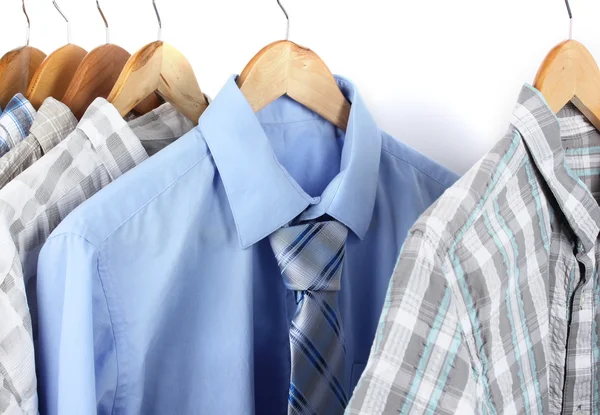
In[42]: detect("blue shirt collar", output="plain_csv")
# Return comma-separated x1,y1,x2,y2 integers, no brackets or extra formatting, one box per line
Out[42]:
199,75,381,249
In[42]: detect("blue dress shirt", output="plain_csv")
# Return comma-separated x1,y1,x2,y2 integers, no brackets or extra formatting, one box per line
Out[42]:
37,76,458,415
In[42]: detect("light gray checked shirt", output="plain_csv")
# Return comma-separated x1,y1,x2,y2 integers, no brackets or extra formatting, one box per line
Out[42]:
0,99,193,415
0,98,77,190
348,84,600,415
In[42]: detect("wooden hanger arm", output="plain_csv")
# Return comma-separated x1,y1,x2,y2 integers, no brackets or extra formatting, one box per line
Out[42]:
156,43,208,123
534,39,600,132
238,41,290,111
288,50,350,129
534,40,578,113
107,42,163,117
0,47,46,108
108,41,208,123
63,44,131,119
26,44,87,109
64,44,162,119
238,40,350,131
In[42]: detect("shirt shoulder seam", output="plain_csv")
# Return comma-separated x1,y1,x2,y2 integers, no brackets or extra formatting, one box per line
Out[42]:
100,152,212,246
45,228,100,247
380,145,452,188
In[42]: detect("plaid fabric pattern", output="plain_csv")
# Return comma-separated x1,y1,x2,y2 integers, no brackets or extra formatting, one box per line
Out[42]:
269,221,349,414
0,94,36,157
347,85,600,415
0,99,193,415
0,98,77,190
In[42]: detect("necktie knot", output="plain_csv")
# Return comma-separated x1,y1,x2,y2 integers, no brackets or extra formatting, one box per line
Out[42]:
269,221,348,292
269,220,350,413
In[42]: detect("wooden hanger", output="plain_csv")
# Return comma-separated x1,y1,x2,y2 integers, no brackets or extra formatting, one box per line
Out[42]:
26,1,87,109
0,1,46,108
236,1,350,131
63,1,160,120
107,1,208,124
534,0,600,131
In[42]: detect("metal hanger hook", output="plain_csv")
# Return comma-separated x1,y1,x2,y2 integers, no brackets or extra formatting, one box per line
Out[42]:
276,0,290,41
565,0,573,40
22,0,31,46
153,0,162,41
52,0,71,44
96,0,110,44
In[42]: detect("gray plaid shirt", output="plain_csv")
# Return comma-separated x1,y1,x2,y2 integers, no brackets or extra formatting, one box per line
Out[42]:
0,99,193,414
0,98,77,190
348,85,600,415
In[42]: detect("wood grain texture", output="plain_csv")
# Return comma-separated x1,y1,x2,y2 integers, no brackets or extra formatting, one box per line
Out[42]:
26,44,88,109
63,44,160,120
0,46,46,108
534,40,600,131
108,41,208,124
237,40,350,131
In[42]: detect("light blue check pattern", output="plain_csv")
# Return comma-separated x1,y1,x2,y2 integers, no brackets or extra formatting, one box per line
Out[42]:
270,221,349,415
0,94,36,157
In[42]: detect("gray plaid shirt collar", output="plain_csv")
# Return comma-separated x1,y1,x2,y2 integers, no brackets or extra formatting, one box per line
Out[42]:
77,98,154,181
29,98,77,154
511,84,600,251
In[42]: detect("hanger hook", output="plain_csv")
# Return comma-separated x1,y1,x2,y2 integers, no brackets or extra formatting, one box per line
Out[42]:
22,0,31,46
276,0,290,40
96,0,109,44
565,0,573,40
153,0,162,41
52,0,71,44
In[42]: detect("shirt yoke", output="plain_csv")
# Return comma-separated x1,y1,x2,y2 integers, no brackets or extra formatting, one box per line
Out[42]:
380,131,458,190
409,128,531,258
47,129,214,248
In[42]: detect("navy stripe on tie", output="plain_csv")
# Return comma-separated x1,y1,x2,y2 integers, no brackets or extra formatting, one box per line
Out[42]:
289,392,304,413
289,383,316,415
279,224,326,270
306,292,343,342
277,225,316,263
320,248,345,290
309,244,345,291
290,325,348,407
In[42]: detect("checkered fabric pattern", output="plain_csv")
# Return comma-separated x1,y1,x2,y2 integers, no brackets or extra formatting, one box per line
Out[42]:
347,85,600,414
0,94,36,157
0,98,77,190
0,99,193,414
269,221,349,414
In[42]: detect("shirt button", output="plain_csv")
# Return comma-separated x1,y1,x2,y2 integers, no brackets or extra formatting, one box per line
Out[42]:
580,294,586,309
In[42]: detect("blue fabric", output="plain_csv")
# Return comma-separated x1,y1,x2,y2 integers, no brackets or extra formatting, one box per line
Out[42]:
0,94,35,156
37,75,459,415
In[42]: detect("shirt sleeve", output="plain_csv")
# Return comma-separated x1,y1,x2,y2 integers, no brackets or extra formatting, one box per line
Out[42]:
346,231,477,414
36,233,116,415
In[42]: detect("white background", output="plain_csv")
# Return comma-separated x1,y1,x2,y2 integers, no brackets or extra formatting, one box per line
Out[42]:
0,0,597,174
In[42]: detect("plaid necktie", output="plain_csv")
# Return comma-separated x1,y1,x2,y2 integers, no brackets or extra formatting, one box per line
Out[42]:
269,221,349,415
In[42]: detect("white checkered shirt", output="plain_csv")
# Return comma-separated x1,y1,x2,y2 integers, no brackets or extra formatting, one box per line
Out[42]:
0,99,193,414
0,98,77,190
348,85,600,414
0,94,36,157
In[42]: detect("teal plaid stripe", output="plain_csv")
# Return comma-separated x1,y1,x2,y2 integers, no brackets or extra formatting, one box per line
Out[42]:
270,221,349,415
348,86,600,414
